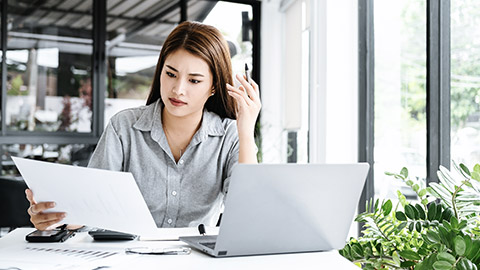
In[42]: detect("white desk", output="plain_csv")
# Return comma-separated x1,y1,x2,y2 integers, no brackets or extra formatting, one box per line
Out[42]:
0,228,359,270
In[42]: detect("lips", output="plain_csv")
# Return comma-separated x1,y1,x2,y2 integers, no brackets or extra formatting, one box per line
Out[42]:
169,98,187,107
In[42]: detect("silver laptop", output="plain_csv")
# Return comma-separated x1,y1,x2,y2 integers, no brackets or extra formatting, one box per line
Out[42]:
180,163,370,257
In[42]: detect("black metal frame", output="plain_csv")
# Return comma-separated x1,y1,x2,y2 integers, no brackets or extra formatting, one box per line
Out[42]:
1,0,8,136
358,0,375,234
427,0,450,183
92,0,106,139
357,0,451,234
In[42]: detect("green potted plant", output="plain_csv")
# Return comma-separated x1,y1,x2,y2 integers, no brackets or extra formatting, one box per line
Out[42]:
340,163,480,270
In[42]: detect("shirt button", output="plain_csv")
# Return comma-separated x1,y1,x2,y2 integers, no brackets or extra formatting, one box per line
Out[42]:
167,219,173,224
179,159,184,165
172,191,177,196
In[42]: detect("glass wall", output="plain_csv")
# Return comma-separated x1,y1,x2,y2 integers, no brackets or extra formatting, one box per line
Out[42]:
374,0,427,200
1,143,96,177
103,0,162,125
450,0,480,167
6,0,93,132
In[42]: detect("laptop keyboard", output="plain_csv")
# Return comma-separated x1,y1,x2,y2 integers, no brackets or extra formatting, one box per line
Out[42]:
200,242,216,250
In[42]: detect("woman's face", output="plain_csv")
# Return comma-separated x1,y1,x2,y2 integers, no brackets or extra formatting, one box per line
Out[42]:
160,49,213,119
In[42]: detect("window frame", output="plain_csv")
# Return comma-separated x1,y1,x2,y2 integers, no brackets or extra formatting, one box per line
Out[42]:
357,0,451,234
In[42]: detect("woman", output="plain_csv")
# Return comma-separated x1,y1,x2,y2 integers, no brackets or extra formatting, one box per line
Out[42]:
25,21,261,230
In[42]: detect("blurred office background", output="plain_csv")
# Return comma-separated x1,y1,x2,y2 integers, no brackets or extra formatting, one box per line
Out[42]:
1,0,479,237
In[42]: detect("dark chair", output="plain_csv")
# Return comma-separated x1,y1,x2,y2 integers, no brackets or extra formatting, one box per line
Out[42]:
0,177,32,229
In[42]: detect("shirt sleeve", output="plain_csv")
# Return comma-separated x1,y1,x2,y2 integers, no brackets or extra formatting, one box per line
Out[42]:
87,120,124,171
222,131,240,197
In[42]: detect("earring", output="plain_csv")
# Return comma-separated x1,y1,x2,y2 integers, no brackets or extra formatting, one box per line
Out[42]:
211,91,215,96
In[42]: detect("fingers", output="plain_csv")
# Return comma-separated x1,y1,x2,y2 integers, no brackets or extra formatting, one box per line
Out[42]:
25,189,37,205
31,212,66,230
227,86,249,108
36,220,64,231
235,74,257,102
30,201,56,215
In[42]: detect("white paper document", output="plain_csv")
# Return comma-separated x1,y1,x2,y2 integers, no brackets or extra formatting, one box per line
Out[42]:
12,156,158,236
0,243,134,270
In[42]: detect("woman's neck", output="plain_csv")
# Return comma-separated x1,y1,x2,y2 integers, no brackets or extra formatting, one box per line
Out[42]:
161,107,203,136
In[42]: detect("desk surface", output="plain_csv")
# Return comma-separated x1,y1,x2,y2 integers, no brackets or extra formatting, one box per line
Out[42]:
0,228,360,270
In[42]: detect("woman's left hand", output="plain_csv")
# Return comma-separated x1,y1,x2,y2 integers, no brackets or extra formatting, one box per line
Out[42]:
227,74,262,137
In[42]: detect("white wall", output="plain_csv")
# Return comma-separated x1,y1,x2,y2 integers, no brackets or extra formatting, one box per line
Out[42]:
260,0,287,163
261,0,358,164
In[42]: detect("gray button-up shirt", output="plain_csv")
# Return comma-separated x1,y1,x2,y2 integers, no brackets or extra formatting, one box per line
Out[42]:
88,100,239,228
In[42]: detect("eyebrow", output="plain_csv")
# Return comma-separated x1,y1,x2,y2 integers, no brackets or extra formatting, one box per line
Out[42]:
165,65,205,77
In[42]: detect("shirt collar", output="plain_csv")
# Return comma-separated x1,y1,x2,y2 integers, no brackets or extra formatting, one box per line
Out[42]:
133,99,226,144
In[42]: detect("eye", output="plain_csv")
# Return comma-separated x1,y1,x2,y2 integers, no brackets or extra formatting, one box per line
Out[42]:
190,79,201,84
166,71,176,78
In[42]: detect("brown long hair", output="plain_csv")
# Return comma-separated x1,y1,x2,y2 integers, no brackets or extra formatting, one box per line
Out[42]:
146,21,236,119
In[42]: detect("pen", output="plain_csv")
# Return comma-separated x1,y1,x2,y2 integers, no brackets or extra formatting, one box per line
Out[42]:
125,247,191,255
198,224,206,236
244,63,251,84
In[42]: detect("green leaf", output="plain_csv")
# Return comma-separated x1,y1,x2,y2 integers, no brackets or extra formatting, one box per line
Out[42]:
428,203,437,221
474,164,480,174
415,204,426,220
413,184,420,192
409,222,415,232
407,180,414,186
458,220,467,230
464,235,473,257
397,222,407,232
400,167,409,178
465,240,480,260
415,254,438,270
401,261,416,267
392,251,401,267
435,204,443,221
433,261,453,270
416,221,422,232
437,252,456,264
399,249,421,260
438,226,453,248
471,171,480,182
456,258,477,270
382,200,393,216
460,163,471,176
442,208,453,222
450,216,459,229
428,186,441,198
396,211,407,221
442,220,452,230
419,188,427,197
422,198,429,205
426,230,441,243
455,235,467,256
351,243,363,259
405,204,417,219
454,163,471,180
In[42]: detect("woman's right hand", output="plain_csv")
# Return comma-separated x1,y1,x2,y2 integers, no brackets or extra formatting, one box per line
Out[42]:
25,189,66,230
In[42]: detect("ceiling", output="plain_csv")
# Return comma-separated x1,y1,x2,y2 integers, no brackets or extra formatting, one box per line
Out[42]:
7,0,218,56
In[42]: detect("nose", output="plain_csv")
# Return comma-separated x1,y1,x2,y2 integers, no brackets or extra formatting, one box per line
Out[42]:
172,79,187,96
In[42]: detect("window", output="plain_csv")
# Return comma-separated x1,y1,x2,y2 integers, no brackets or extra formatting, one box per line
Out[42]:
373,0,427,199
5,0,93,133
450,0,480,167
